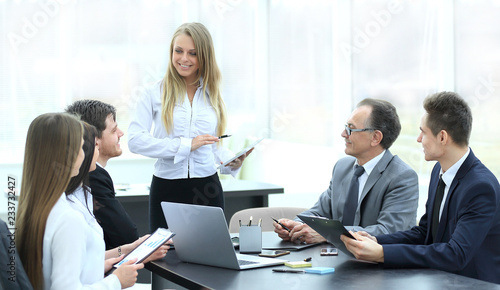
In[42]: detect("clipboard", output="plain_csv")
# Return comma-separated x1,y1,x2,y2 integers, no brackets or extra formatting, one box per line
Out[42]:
219,138,264,168
297,214,355,258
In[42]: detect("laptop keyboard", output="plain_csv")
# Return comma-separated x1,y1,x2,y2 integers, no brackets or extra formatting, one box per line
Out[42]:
238,259,259,266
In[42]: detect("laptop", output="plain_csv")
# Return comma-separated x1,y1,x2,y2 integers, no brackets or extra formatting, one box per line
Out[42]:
297,214,356,258
161,202,287,270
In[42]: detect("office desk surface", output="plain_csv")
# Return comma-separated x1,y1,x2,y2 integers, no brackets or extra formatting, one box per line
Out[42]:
146,233,500,290
115,179,284,200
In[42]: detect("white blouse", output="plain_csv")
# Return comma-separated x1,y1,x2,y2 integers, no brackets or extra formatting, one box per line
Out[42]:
128,80,238,179
42,191,120,290
66,187,100,240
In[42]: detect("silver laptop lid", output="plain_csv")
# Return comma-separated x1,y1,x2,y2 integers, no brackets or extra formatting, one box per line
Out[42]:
161,202,287,270
161,202,241,269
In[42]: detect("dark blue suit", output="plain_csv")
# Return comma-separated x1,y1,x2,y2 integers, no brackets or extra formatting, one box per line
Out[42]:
377,150,500,284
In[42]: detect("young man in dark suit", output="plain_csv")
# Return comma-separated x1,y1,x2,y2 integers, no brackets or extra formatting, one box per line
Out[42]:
342,92,500,284
66,100,139,250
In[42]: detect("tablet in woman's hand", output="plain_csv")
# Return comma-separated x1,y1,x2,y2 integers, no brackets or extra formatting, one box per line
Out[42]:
114,228,175,268
219,138,264,168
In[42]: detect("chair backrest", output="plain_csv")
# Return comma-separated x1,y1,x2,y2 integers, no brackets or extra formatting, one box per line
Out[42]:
0,219,34,290
228,207,308,233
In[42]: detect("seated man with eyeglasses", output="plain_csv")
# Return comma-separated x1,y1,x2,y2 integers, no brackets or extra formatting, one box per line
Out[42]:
274,99,419,244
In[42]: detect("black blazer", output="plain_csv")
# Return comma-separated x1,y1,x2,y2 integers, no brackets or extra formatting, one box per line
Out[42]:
0,219,33,290
378,150,500,284
89,165,139,249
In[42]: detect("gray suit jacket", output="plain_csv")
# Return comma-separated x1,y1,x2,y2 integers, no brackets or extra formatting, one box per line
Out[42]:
298,150,419,236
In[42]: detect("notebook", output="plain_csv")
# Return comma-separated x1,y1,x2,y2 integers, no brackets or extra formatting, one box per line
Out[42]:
161,202,287,270
297,214,355,258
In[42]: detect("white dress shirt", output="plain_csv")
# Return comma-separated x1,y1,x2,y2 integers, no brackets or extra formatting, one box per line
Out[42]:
42,192,120,290
128,80,238,179
438,148,470,220
354,150,386,201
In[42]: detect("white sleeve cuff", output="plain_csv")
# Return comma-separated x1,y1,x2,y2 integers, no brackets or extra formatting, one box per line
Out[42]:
107,273,121,289
174,137,192,164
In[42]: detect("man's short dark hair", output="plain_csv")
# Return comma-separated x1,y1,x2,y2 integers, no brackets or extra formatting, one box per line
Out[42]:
65,100,116,138
357,98,401,149
423,91,472,146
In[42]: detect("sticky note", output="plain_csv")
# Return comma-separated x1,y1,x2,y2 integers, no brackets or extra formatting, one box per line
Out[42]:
284,261,312,268
305,267,335,274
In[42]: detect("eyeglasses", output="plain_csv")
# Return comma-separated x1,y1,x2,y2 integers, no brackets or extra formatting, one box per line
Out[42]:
344,124,375,136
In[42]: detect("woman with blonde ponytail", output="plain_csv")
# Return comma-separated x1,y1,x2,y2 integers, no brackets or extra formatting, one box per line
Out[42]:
128,22,251,231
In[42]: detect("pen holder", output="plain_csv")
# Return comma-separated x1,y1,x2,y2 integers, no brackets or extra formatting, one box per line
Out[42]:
239,225,262,254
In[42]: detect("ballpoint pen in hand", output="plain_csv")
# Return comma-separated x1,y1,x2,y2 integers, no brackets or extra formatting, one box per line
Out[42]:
271,217,291,232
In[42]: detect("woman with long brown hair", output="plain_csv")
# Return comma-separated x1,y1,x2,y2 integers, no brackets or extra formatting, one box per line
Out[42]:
65,122,169,277
16,113,142,289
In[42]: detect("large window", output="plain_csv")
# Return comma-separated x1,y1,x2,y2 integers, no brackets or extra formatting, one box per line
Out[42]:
351,0,443,177
2,1,500,212
455,0,500,177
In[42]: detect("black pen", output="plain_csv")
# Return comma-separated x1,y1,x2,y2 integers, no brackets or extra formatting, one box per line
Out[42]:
272,269,305,273
218,134,232,139
271,217,291,232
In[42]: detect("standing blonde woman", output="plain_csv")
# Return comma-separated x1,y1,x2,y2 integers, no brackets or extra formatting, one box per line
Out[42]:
128,22,250,231
16,113,142,289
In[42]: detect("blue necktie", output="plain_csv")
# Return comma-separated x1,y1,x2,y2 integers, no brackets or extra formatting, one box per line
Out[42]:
342,165,365,226
432,175,446,241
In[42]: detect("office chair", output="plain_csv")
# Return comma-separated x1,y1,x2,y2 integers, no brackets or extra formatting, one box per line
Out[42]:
228,207,308,233
0,219,34,290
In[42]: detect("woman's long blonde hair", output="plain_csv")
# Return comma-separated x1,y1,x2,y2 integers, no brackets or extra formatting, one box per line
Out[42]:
161,22,226,139
16,113,83,289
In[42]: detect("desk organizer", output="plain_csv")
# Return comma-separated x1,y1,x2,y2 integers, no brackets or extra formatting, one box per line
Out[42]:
239,225,262,253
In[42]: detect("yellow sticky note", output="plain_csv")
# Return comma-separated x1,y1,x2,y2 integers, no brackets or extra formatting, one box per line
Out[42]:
284,261,312,268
